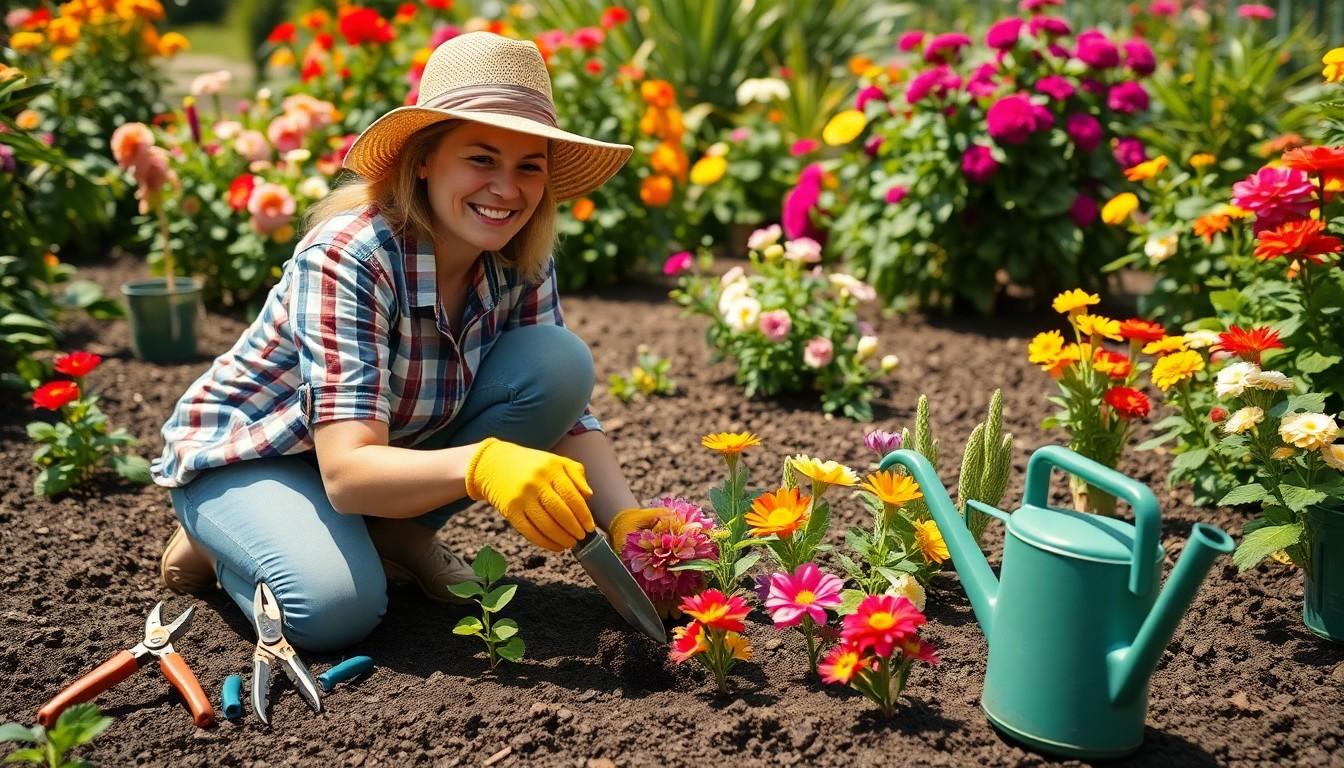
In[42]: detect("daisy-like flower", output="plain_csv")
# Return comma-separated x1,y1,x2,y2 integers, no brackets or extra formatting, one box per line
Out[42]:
913,519,949,564
1253,219,1343,263
1279,412,1340,451
53,351,102,378
899,636,942,665
818,644,866,684
1119,317,1166,343
789,455,859,497
1123,155,1168,181
746,487,811,538
1182,330,1222,349
885,573,927,612
842,594,926,657
679,589,751,632
1280,145,1344,177
1245,369,1293,391
764,563,845,628
670,621,708,663
701,431,762,455
1321,444,1344,472
859,471,924,509
1142,335,1189,356
1103,386,1151,419
1193,213,1231,243
1215,361,1261,399
723,631,753,661
1073,314,1122,341
1028,330,1066,365
1091,348,1132,379
1151,349,1205,391
1052,288,1100,316
1043,343,1083,379
1223,406,1264,435
1214,325,1284,364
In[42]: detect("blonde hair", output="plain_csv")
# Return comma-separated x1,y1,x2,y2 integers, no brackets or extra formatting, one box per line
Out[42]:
305,120,557,283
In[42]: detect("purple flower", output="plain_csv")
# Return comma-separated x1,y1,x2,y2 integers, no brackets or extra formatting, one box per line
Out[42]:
1065,113,1103,152
966,63,999,98
1035,74,1075,101
905,65,961,103
1237,4,1275,20
1113,137,1147,168
1069,194,1098,227
864,429,903,457
1028,15,1071,37
1075,29,1120,69
856,85,885,111
1232,167,1316,231
1107,81,1150,113
986,17,1024,50
897,30,925,52
885,186,908,205
986,94,1051,144
962,144,999,184
783,163,826,242
1123,39,1156,75
864,134,885,158
923,32,973,63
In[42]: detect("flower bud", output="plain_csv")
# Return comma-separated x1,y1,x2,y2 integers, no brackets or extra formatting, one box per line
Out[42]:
856,335,878,361
880,354,900,372
762,243,785,260
1209,406,1228,423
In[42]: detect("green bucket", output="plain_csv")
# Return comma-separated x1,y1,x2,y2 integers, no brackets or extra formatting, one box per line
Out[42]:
1304,503,1344,642
121,277,202,363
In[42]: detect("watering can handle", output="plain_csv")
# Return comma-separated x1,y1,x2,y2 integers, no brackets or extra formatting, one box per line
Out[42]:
1024,445,1161,597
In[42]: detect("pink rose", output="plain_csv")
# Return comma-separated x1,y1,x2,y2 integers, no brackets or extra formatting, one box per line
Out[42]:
758,309,792,342
1035,74,1075,101
803,336,834,368
923,33,973,64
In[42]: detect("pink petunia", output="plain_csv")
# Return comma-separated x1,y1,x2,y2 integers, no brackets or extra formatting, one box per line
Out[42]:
765,563,844,629
663,251,693,275
758,309,792,342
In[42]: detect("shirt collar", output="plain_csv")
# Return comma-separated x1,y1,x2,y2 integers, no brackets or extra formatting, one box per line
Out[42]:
401,233,511,314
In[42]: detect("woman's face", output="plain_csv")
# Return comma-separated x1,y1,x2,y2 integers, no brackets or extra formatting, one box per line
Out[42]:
420,122,549,258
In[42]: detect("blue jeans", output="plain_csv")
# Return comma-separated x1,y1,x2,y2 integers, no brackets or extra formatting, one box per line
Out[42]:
168,325,595,652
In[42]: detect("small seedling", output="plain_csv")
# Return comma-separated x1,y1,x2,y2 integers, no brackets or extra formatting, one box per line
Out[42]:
1,703,112,768
449,546,525,669
608,345,676,403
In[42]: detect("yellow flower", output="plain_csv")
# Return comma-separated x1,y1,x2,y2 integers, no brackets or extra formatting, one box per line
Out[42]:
701,431,762,455
1051,289,1100,316
1323,47,1344,83
789,455,858,489
822,110,868,146
1142,335,1189,355
746,487,811,538
1073,314,1122,341
268,48,296,68
1223,406,1264,435
1043,344,1083,379
689,155,728,186
1223,204,1253,220
1027,330,1065,365
157,31,190,57
1101,192,1139,225
1151,350,1205,391
271,224,295,243
51,46,73,63
1279,412,1340,451
1123,155,1168,181
1271,446,1297,460
913,520,949,565
15,110,40,131
858,471,923,508
1189,153,1216,168
46,17,80,46
1321,444,1344,472
10,32,44,54
724,631,752,661
0,65,23,83
848,55,874,76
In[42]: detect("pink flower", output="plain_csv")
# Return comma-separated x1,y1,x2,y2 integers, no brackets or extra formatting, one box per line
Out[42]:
1107,81,1149,114
790,138,820,157
864,135,885,158
1149,1,1179,16
663,251,692,275
1113,137,1147,167
1237,4,1274,20
885,186,908,205
842,594,926,658
905,66,961,103
110,122,155,170
966,63,999,98
1232,167,1316,231
986,94,1052,144
1028,15,1070,37
620,497,718,604
863,429,903,457
923,33,972,64
961,144,999,183
784,237,822,263
1065,113,1103,152
1123,39,1156,75
247,182,296,235
1079,77,1106,95
986,18,1023,49
765,563,844,629
1075,30,1120,69
430,24,461,47
758,309,792,342
1034,74,1075,101
266,113,306,154
897,30,925,52
570,26,604,51
803,336,834,368
855,85,885,111
1069,194,1098,227
730,127,751,142
132,146,173,194
1020,0,1063,10
234,130,271,163
782,163,825,242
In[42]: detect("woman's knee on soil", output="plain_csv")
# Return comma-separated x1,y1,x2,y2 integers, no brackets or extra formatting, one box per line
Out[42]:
500,324,595,422
277,571,389,653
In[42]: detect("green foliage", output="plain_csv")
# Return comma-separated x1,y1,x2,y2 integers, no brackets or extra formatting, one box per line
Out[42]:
671,460,766,597
956,389,1014,543
448,547,525,669
1,703,112,768
899,394,939,520
837,492,938,596
607,344,676,403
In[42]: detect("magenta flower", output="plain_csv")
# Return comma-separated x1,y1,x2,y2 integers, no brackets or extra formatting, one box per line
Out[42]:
1123,39,1156,75
1149,1,1179,16
1020,0,1063,10
1069,194,1098,227
966,63,999,98
1029,15,1070,37
923,33,973,64
758,309,792,342
1232,167,1317,231
782,163,826,242
961,144,999,183
897,30,925,52
885,186,908,205
620,497,718,604
1107,81,1149,114
430,24,461,47
905,65,961,104
1113,137,1147,167
0,144,13,174
986,94,1052,145
1035,74,1075,101
1065,113,1103,152
663,251,692,275
1237,4,1274,20
863,429,903,457
765,563,844,628
803,336,834,368
855,85,885,111
790,138,820,157
864,134,885,158
985,17,1023,49
1075,30,1120,69
1079,77,1106,95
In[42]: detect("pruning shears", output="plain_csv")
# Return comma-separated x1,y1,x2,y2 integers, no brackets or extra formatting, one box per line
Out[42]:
250,581,322,725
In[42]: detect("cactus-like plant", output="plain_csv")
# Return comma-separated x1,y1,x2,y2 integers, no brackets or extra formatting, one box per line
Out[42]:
957,389,1014,543
899,395,939,521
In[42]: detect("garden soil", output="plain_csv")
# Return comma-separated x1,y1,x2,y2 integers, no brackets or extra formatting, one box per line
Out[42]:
2,254,1342,768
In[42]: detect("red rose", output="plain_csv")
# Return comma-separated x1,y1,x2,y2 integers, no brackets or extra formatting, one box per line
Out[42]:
53,351,102,378
268,22,297,44
339,7,394,46
227,174,258,212
33,381,80,411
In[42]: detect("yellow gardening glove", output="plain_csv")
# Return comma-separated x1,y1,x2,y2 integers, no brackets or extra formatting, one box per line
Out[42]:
608,507,674,551
465,438,595,551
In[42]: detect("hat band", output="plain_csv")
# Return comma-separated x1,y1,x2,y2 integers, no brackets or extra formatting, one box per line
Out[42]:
421,84,558,128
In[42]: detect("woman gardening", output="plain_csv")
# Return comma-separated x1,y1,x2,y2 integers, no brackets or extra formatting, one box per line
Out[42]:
154,32,674,651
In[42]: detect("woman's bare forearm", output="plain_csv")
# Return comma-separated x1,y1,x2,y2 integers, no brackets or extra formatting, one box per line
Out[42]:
553,429,640,531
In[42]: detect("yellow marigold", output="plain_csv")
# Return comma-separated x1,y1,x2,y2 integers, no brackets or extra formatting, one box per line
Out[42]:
746,487,811,538
1279,412,1340,451
1042,343,1083,379
689,155,728,186
10,32,44,54
822,109,868,146
15,110,40,131
1123,155,1169,181
724,631,752,661
650,141,688,180
1192,213,1231,243
789,455,858,489
1142,335,1189,355
1151,349,1205,391
46,17,79,46
268,48,296,68
913,520,949,565
572,197,595,222
640,79,677,108
1189,153,1216,168
1027,330,1066,365
1323,47,1344,83
122,0,167,22
701,432,762,455
858,471,923,508
1074,314,1122,341
1052,289,1100,316
1101,192,1139,225
157,31,190,57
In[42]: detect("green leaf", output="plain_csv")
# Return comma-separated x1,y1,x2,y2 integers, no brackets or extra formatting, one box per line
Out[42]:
1295,350,1340,374
490,618,519,642
837,588,866,616
1219,483,1269,506
733,552,761,579
25,423,57,441
446,581,484,599
1136,431,1179,451
452,616,483,636
480,584,516,613
0,724,38,743
668,559,717,572
496,636,526,662
1277,485,1327,513
51,704,111,750
1233,523,1303,572
1284,393,1328,414
471,547,506,583
33,464,78,498
110,455,150,484
3,747,46,764
1171,448,1209,472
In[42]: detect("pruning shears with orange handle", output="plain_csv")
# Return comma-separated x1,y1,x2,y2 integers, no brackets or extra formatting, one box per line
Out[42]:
37,602,214,728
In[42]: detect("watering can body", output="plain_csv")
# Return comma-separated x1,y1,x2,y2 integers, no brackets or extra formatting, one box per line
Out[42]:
879,445,1233,760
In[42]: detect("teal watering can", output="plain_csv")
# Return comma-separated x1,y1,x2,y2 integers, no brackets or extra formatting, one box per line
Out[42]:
879,445,1234,759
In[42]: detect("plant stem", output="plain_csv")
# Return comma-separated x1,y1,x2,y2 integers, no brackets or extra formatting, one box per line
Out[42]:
803,616,819,674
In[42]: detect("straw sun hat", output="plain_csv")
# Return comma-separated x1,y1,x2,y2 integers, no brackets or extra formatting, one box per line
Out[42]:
342,31,633,202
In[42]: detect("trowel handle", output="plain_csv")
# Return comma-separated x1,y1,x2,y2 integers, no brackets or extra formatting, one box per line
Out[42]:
1024,445,1160,596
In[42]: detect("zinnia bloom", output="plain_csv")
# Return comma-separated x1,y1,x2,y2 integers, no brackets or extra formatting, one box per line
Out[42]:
1123,38,1156,75
32,381,80,410
1232,167,1315,230
961,144,999,183
1224,406,1264,434
859,471,924,508
1325,48,1344,83
863,429,903,458
1028,329,1066,365
1215,361,1260,399
679,589,750,632
747,487,811,539
1113,137,1147,168
247,182,296,236
1142,335,1188,355
1214,325,1284,364
1280,145,1344,178
789,455,859,489
338,7,394,45
670,621,707,663
110,122,154,170
765,563,844,628
1253,219,1343,263
1092,348,1132,379
1279,412,1340,451
1151,349,1205,391
701,432,761,455
621,498,717,604
1104,386,1151,419
1075,29,1119,68
923,32,973,63
1052,288,1100,315
986,94,1053,145
1119,317,1165,342
1245,369,1293,391
1074,314,1122,341
842,594,926,657
1034,74,1075,101
986,17,1024,49
1064,114,1102,154
1107,81,1149,113
905,66,962,104
819,644,866,684
1070,194,1098,227
1193,213,1231,243
53,351,101,378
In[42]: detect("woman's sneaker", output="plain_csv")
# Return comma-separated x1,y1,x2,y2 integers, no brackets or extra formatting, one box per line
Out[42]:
369,519,480,604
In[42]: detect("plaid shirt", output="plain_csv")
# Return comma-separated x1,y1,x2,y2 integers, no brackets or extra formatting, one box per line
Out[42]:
152,206,601,488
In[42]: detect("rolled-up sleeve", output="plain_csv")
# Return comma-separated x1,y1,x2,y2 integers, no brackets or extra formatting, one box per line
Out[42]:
507,259,602,435
287,244,395,425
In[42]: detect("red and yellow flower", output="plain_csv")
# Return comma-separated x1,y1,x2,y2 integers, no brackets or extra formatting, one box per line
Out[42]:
678,589,750,632
1214,325,1284,364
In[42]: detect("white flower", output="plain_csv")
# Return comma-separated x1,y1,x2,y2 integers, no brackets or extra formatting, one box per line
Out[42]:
884,573,926,612
212,120,243,140
1144,233,1179,264
783,237,822,264
706,142,729,158
1223,406,1263,435
856,335,878,361
829,272,876,302
717,279,754,315
1322,443,1344,472
735,77,790,106
298,175,330,200
747,224,781,251
1245,369,1293,391
1280,412,1340,451
1183,329,1222,349
720,266,746,287
722,297,761,332
880,354,900,372
1215,361,1260,400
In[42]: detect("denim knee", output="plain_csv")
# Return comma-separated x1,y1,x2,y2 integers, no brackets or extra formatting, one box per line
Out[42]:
503,324,595,433
278,572,388,653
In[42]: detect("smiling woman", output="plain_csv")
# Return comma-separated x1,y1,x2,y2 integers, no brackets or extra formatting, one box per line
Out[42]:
148,32,690,654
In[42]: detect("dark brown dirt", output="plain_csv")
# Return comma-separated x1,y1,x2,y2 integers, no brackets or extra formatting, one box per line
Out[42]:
2,253,1342,768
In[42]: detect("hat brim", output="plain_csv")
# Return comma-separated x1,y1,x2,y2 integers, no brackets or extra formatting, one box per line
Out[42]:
342,106,633,202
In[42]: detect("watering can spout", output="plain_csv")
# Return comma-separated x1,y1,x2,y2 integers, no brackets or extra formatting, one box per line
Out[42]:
878,449,1000,641
1107,523,1235,704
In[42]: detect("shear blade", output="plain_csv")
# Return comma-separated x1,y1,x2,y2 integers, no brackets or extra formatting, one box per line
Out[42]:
252,657,272,725
285,657,324,714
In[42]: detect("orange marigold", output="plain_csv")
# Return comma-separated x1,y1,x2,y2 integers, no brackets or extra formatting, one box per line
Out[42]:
1192,213,1230,244
1253,219,1343,263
